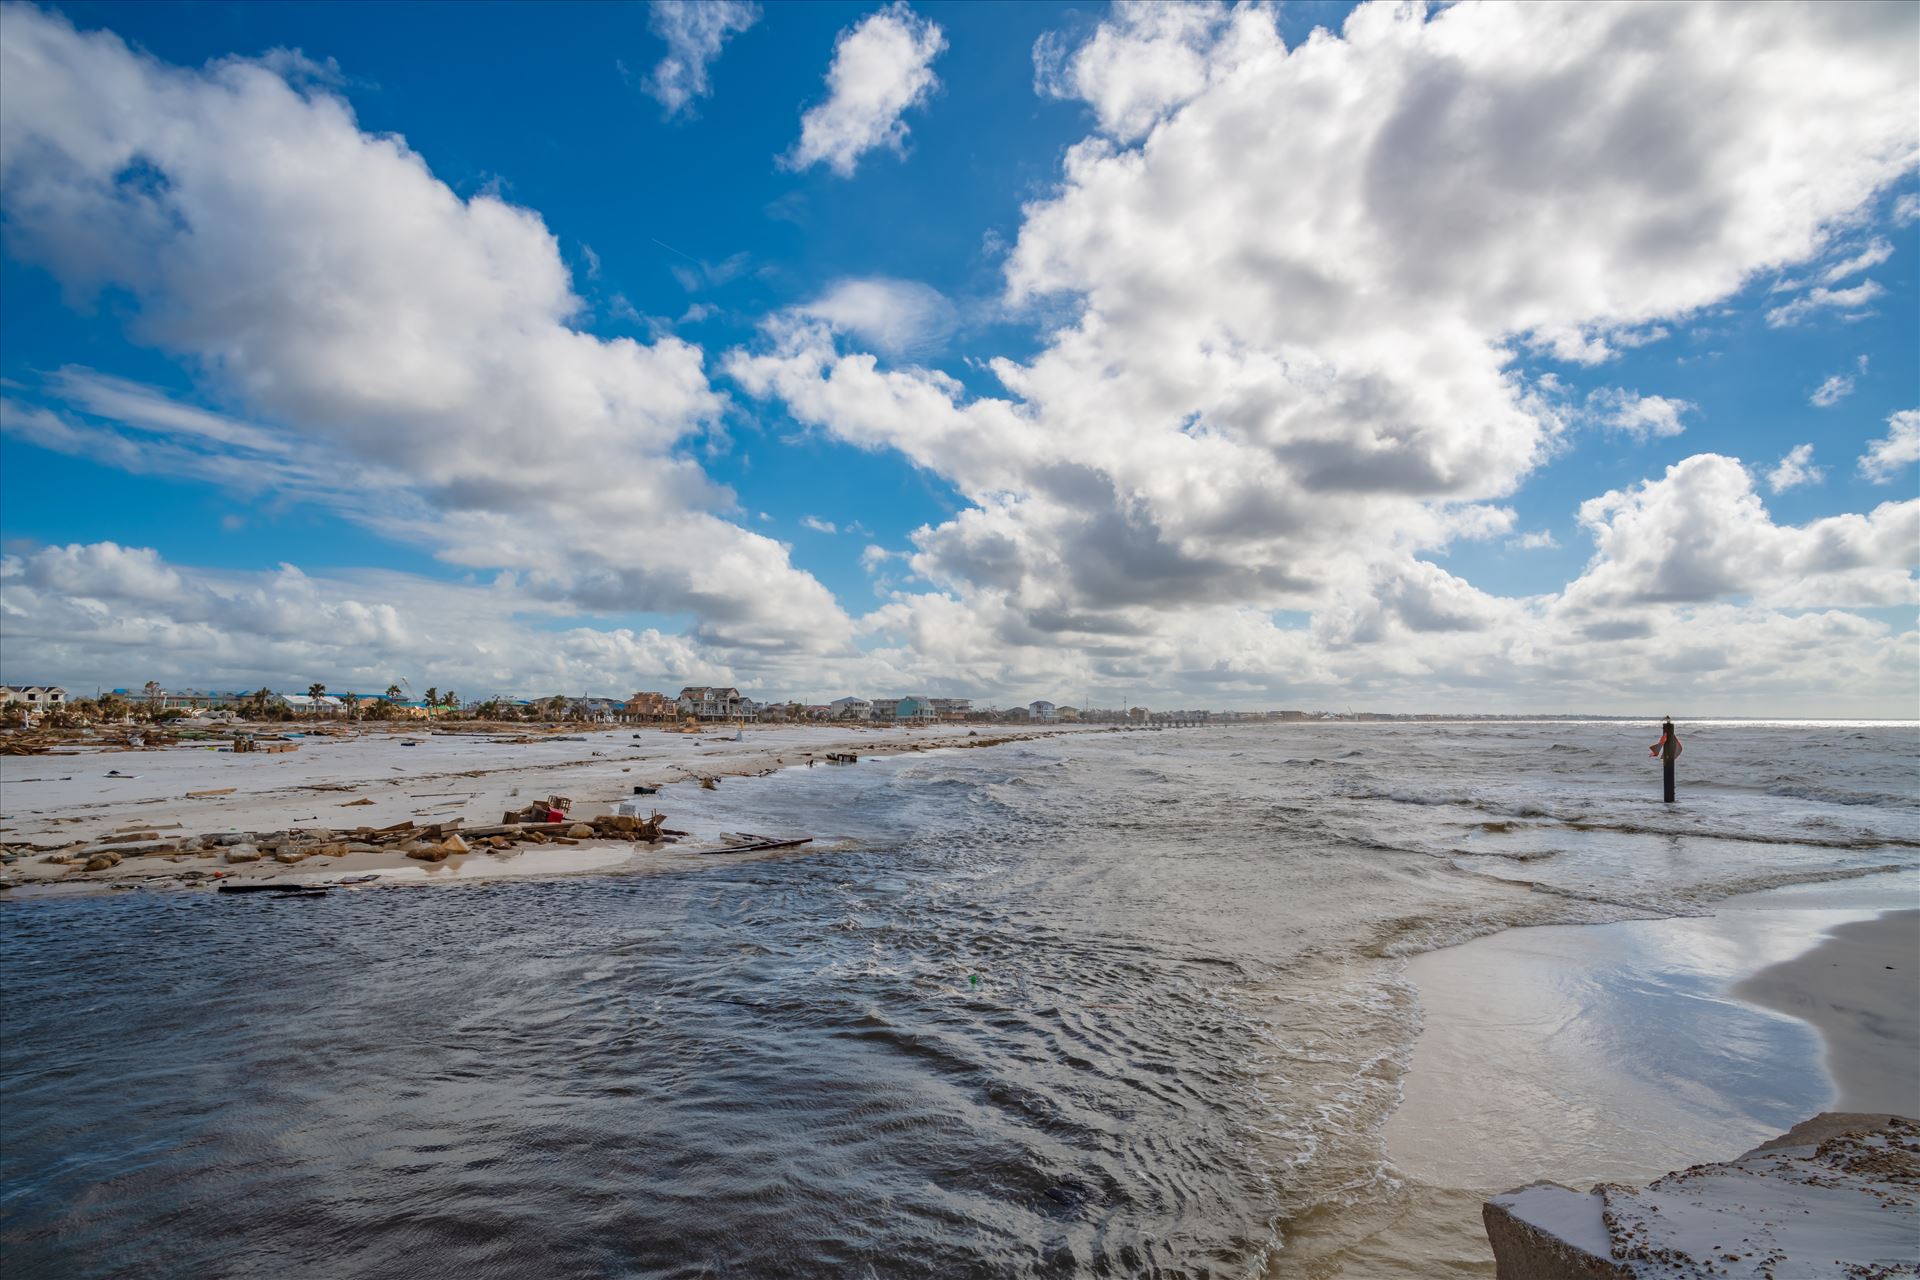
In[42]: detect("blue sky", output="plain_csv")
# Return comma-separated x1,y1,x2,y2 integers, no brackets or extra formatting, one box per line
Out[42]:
0,0,1915,712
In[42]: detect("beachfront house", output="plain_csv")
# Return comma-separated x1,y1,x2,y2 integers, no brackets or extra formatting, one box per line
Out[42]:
621,692,676,722
0,685,67,709
274,693,344,716
677,686,753,722
868,698,902,722
894,696,937,724
829,696,871,720
1028,700,1057,723
931,697,972,721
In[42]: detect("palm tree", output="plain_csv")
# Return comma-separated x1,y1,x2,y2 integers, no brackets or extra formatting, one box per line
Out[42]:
343,692,360,720
442,690,459,710
385,684,402,702
308,682,326,700
142,680,162,708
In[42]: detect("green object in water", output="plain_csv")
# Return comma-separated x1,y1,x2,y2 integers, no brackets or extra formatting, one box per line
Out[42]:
969,973,980,987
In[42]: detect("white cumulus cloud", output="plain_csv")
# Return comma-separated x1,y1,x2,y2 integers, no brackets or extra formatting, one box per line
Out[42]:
1859,409,1920,484
1589,389,1693,441
1766,443,1824,493
784,2,945,176
1568,454,1915,610
0,4,852,662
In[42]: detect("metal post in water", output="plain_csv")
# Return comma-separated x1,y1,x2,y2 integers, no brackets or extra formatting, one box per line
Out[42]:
1651,717,1680,804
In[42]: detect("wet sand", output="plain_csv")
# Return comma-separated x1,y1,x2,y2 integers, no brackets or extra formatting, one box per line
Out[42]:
1734,907,1920,1115
0,722,1095,898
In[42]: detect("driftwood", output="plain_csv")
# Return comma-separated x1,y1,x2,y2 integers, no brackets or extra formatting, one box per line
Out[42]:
697,836,813,856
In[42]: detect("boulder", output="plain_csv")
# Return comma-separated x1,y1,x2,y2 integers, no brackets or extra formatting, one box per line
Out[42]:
224,845,262,863
272,849,308,864
440,834,470,855
83,852,123,872
406,844,451,862
1485,1113,1920,1279
567,823,594,839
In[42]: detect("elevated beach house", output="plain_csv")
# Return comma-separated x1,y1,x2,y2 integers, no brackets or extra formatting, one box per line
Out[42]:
677,686,754,722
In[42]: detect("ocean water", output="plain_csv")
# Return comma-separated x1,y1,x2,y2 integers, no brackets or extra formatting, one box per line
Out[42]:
2,721,1915,1278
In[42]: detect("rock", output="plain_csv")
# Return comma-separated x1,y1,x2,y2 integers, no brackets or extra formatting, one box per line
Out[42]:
83,852,123,872
272,849,308,864
1483,1185,1627,1279
224,844,262,863
567,823,593,839
441,834,470,855
315,843,347,858
407,844,450,862
1484,1113,1920,1279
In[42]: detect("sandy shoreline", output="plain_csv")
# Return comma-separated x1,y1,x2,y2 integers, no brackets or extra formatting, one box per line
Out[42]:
1734,907,1920,1116
1331,873,1920,1275
0,722,1103,899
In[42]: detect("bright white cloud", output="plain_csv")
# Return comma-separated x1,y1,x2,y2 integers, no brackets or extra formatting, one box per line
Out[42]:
1766,443,1824,493
1859,409,1920,484
1569,454,1915,610
1766,280,1885,327
0,4,853,662
784,2,945,176
641,0,760,117
1032,1,1236,143
792,277,956,354
735,0,1918,708
1821,237,1894,283
1508,530,1559,551
1589,389,1693,441
1809,371,1856,407
800,515,839,534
